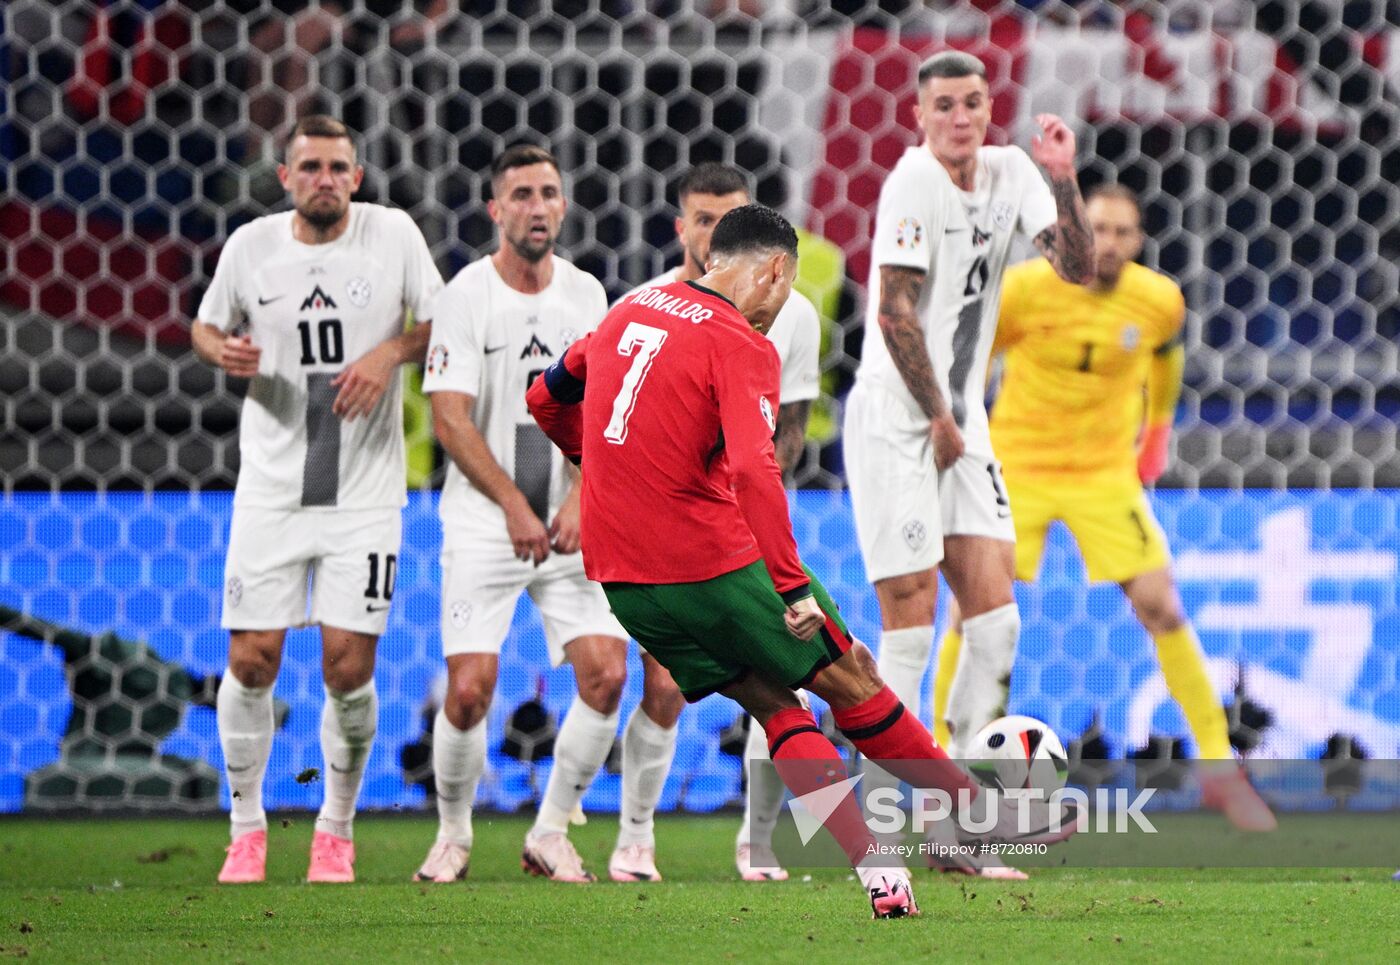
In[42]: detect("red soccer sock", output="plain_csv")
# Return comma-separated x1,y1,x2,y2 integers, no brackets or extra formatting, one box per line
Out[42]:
764,707,878,867
832,686,978,800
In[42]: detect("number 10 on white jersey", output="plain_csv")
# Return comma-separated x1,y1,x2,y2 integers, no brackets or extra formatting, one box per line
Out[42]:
604,322,668,444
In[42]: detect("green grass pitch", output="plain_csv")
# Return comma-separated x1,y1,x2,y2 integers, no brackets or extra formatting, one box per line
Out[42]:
3,814,1397,963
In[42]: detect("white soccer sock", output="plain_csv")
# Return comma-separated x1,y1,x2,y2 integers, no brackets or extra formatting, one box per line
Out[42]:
877,626,933,714
217,670,274,840
532,697,618,837
432,708,487,848
944,603,1020,757
736,717,784,850
315,680,378,841
616,706,678,848
864,626,934,797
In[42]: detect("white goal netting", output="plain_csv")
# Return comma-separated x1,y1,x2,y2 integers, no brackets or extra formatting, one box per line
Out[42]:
3,1,1399,812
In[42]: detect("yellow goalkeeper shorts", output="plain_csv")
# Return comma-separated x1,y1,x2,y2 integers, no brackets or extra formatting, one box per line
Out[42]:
1008,477,1171,584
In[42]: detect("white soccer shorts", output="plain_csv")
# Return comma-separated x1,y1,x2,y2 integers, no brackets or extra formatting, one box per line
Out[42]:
439,528,628,664
221,505,403,636
845,382,1014,583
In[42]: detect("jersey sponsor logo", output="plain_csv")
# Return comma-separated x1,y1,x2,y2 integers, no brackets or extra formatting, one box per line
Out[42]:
226,576,243,608
427,344,449,375
902,519,927,551
346,276,373,307
520,334,554,359
300,285,338,311
449,600,473,629
991,200,1015,231
1120,324,1141,350
759,395,776,432
257,294,285,306
894,217,923,249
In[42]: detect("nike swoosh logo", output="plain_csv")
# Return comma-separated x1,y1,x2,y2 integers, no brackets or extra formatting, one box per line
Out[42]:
258,295,286,305
329,762,355,774
484,345,508,355
365,603,391,613
226,763,256,773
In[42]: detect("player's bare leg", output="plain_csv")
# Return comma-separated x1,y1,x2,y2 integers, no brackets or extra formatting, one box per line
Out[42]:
939,535,1018,758
416,653,496,883
306,625,378,883
217,628,285,883
1122,568,1276,832
523,634,626,883
612,653,682,882
721,665,916,919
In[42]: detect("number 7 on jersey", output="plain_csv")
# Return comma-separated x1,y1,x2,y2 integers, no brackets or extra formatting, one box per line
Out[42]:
604,321,668,444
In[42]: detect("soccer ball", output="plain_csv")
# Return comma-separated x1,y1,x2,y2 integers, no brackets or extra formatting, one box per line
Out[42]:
967,715,1069,797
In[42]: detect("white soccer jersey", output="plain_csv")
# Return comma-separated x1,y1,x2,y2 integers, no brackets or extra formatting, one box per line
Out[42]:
631,267,821,405
858,144,1056,454
423,256,608,538
197,203,443,510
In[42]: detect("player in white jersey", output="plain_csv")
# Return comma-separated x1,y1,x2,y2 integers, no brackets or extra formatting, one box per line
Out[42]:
844,53,1093,873
414,146,630,885
603,163,822,884
191,116,443,885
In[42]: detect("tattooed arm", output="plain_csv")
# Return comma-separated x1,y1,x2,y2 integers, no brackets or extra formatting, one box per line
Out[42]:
1028,114,1094,285
773,399,811,483
876,264,964,469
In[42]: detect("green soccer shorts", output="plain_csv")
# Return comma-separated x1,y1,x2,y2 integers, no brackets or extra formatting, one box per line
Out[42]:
603,560,854,701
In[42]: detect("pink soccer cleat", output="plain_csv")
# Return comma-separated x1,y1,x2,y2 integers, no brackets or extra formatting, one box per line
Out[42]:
218,829,267,884
521,831,596,883
608,843,662,883
735,843,789,882
860,867,919,920
415,839,470,883
306,830,356,883
1201,764,1278,832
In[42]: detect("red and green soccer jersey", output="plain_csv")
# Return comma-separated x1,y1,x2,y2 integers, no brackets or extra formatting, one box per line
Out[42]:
526,280,811,602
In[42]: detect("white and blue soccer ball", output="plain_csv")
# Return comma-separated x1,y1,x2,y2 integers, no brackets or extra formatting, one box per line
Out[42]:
967,715,1069,797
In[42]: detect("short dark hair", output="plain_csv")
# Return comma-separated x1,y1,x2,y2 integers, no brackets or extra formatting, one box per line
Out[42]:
490,144,561,194
1085,182,1142,218
677,163,750,205
708,203,798,261
284,115,355,162
917,51,988,86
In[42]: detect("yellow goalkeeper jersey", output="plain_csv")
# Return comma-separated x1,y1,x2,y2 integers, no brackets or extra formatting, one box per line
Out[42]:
990,258,1185,485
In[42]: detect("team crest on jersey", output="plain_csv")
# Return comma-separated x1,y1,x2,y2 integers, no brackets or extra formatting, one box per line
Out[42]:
427,344,449,376
991,200,1015,231
894,217,923,250
226,576,243,609
300,285,338,311
520,334,553,359
560,327,579,348
1120,324,1141,350
346,276,372,307
902,520,927,551
449,600,473,629
759,396,775,432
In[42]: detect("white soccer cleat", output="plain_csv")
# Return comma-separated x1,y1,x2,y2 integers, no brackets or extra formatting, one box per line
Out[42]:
735,843,789,882
414,839,470,883
521,831,596,883
857,865,918,919
928,847,1028,880
608,843,662,882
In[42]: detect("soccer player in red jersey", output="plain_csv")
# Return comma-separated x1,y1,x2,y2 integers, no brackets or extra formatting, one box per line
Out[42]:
527,204,1074,918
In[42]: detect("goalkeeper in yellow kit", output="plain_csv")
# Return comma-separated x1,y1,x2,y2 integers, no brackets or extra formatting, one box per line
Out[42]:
933,184,1276,831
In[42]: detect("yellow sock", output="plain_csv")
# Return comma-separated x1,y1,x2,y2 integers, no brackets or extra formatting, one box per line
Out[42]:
932,627,962,748
1153,625,1233,759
